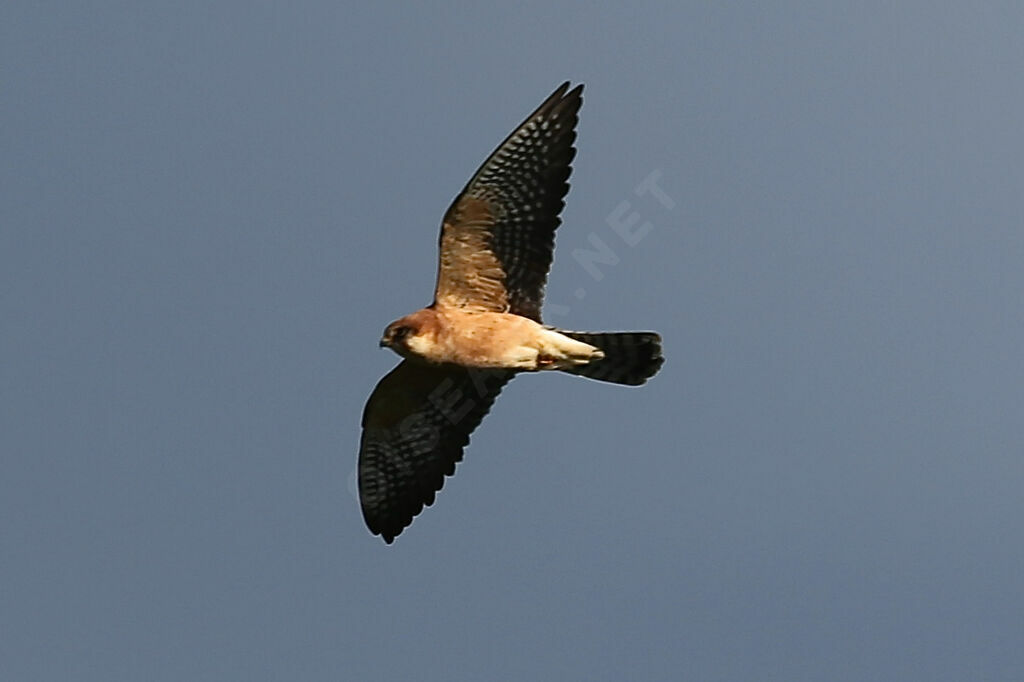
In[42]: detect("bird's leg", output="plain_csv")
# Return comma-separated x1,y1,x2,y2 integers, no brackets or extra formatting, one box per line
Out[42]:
536,353,557,368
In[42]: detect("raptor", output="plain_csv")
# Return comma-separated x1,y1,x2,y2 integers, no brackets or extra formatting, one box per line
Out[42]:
358,82,664,543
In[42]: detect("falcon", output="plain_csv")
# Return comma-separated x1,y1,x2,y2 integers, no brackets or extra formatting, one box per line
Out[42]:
358,82,664,543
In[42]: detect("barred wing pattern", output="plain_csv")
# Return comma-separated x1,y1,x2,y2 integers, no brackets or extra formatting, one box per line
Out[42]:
434,82,583,321
358,361,513,543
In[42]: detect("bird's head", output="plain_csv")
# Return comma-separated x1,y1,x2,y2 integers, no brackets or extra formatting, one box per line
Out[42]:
380,319,417,350
379,310,439,360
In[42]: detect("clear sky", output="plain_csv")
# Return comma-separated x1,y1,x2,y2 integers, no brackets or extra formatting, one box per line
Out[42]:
4,2,1023,680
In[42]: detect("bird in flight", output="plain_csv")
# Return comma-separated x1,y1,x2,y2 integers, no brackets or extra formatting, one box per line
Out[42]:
358,82,664,543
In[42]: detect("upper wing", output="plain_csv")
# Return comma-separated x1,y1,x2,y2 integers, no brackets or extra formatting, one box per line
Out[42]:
433,82,583,321
358,360,513,543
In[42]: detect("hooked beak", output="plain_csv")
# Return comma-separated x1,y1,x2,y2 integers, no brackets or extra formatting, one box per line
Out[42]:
379,336,388,348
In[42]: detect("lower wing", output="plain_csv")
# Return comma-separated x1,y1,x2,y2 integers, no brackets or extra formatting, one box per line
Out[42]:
357,360,513,543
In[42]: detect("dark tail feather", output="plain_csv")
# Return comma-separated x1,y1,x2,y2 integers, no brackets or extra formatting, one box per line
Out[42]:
559,331,664,386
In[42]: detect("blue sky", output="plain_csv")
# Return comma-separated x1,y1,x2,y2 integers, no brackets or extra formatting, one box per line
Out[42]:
4,3,1023,680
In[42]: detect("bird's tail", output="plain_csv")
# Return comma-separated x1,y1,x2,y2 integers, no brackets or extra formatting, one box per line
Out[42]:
557,331,664,386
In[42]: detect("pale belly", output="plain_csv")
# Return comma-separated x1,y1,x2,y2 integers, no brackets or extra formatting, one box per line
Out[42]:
406,310,603,371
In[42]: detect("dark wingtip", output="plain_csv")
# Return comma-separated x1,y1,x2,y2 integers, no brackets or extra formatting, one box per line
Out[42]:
546,81,583,108
560,82,584,109
542,81,582,115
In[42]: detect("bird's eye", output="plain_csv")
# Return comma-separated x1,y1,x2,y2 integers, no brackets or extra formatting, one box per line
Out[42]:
392,326,411,340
